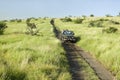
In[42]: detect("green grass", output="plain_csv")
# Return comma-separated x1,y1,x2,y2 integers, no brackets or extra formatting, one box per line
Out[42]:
55,17,120,80
1,16,120,80
0,18,71,80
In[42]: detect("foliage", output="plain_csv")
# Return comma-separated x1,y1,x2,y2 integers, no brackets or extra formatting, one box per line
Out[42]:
26,22,39,36
26,18,31,23
10,19,16,22
0,22,7,35
0,18,71,80
106,14,113,17
56,17,120,79
88,20,103,27
90,14,94,17
16,19,22,23
60,17,72,22
9,19,22,23
99,18,109,21
34,18,38,21
88,19,119,28
74,18,84,24
88,18,111,27
102,27,118,33
110,20,120,25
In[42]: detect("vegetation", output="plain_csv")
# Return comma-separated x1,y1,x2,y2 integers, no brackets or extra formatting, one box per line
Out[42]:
102,27,118,33
110,20,120,25
26,22,39,35
106,14,113,17
0,21,7,35
9,19,22,23
88,20,104,27
1,16,120,80
73,18,84,24
16,19,22,23
55,16,120,80
10,19,16,22
60,17,72,22
26,18,32,23
90,14,94,17
0,18,71,80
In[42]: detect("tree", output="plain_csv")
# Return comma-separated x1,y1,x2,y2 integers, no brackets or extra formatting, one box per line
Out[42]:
90,14,94,17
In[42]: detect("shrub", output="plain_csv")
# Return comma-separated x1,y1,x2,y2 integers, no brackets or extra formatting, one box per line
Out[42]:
0,22,7,35
88,21,103,27
26,22,39,35
16,19,22,23
88,21,94,27
113,21,120,24
9,19,22,23
99,18,109,21
26,18,31,23
60,17,72,22
102,27,118,33
74,18,84,24
110,20,120,25
34,18,38,21
10,19,16,22
90,14,94,17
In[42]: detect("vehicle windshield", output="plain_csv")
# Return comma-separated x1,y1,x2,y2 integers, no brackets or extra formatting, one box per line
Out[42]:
63,30,74,36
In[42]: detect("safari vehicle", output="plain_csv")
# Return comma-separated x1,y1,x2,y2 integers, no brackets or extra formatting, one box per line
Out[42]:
60,30,76,43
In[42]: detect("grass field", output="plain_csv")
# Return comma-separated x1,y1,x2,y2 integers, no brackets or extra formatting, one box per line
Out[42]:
1,16,120,80
0,18,100,80
0,19,71,80
55,16,120,79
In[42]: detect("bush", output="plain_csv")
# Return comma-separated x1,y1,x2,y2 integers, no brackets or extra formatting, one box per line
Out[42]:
90,14,94,17
26,18,31,23
16,19,22,23
110,20,120,25
26,22,39,35
9,19,22,23
74,18,84,24
0,22,7,35
99,18,109,21
60,17,72,22
102,27,118,33
10,19,16,22
34,18,38,21
88,21,94,27
88,21,103,27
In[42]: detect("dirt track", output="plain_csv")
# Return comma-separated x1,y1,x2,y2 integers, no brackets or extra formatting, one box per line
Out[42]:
52,24,115,80
62,42,114,80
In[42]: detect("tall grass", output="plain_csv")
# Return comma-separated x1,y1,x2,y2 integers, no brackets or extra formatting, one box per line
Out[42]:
0,18,71,80
55,17,120,80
